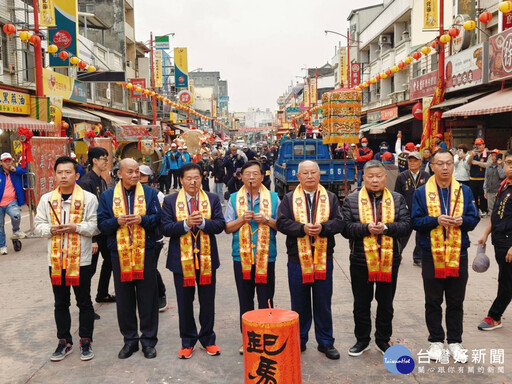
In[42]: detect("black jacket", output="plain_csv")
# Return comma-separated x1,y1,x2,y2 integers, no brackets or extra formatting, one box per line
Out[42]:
394,170,430,212
277,189,343,263
212,157,225,182
491,182,512,248
78,170,108,241
340,189,411,267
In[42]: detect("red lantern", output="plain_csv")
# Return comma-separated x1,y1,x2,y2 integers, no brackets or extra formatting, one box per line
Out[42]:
431,40,439,50
479,11,493,23
78,60,87,69
376,74,381,80
2,24,16,36
58,51,69,61
448,27,460,38
412,51,422,60
433,110,443,119
29,34,41,46
385,69,392,76
412,102,423,120
398,61,406,69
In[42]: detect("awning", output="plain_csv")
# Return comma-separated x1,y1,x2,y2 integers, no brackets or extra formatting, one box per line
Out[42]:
80,108,133,125
0,114,55,132
443,88,512,118
62,106,101,122
369,114,414,135
431,92,488,110
359,121,380,133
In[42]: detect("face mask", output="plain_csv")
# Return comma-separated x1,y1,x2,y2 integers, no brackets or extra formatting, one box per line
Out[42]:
380,147,386,152
362,143,367,148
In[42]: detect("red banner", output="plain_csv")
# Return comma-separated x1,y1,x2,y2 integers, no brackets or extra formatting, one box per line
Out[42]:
115,125,161,141
489,28,512,82
350,63,361,87
130,78,147,99
410,71,439,100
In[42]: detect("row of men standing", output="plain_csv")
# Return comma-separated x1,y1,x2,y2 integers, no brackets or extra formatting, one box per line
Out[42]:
34,149,512,366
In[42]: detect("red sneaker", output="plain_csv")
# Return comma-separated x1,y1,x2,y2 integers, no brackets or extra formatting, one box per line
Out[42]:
178,346,194,359
205,344,221,356
478,316,502,331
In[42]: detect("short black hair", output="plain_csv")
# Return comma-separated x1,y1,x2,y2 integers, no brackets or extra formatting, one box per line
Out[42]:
180,162,202,178
54,156,78,173
241,160,264,175
88,147,108,162
504,149,512,160
431,148,454,162
457,144,468,153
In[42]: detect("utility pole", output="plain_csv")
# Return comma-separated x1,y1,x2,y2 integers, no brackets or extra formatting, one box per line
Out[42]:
32,0,43,97
150,32,157,125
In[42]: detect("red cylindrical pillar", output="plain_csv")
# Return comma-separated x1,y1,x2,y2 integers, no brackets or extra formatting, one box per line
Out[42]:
242,309,302,384
32,0,44,97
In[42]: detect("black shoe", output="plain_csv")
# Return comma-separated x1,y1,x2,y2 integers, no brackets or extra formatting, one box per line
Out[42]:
158,296,167,312
96,294,116,303
118,344,139,359
301,344,307,352
142,346,157,359
376,341,391,355
348,342,371,357
94,312,101,320
317,344,340,360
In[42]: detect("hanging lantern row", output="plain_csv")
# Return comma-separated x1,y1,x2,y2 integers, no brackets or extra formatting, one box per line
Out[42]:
47,44,97,72
352,3,512,91
118,82,219,123
2,25,41,46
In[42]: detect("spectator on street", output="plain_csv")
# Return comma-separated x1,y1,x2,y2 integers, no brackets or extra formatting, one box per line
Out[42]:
34,156,99,362
223,144,245,186
352,137,373,188
420,148,433,174
178,146,192,168
0,152,27,255
242,144,258,161
70,153,85,179
434,134,448,150
260,156,272,189
197,152,212,192
211,149,225,204
469,138,492,217
483,149,505,212
168,143,181,191
454,144,471,186
157,148,172,194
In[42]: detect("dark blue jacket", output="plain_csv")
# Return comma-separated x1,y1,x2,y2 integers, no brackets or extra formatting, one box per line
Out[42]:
411,183,479,254
162,191,225,274
97,184,162,253
0,167,26,206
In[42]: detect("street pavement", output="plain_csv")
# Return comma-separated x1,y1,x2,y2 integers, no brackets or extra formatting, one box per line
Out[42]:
1,203,511,384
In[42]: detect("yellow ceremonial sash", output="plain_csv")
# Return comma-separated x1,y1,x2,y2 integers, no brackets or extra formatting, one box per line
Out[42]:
50,185,85,286
175,188,212,287
113,182,146,282
425,177,463,278
292,185,330,283
235,185,272,283
358,187,395,282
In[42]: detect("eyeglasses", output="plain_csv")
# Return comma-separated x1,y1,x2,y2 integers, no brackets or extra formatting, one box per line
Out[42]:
98,156,108,161
432,161,454,167
504,160,512,166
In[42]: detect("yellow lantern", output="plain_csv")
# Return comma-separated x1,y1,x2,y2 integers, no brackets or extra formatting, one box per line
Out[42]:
86,65,96,72
126,83,133,89
69,56,80,66
421,46,432,55
135,86,142,92
463,20,476,30
48,44,58,54
499,1,512,13
19,31,31,42
440,34,451,44
380,72,388,79
404,56,413,64
391,66,399,73
354,86,361,90
150,91,156,97
370,78,377,84
143,89,150,95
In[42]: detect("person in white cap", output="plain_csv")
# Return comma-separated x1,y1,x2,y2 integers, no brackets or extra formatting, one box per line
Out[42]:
178,146,191,168
70,153,85,179
0,152,27,254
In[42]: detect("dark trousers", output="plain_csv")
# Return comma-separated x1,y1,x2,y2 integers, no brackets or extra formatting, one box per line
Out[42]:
470,179,487,213
350,264,399,344
233,261,275,331
91,235,113,299
288,260,334,347
111,250,159,348
488,246,512,321
169,169,181,189
400,230,422,264
422,254,468,344
154,241,166,298
50,265,94,343
158,175,171,194
173,270,217,348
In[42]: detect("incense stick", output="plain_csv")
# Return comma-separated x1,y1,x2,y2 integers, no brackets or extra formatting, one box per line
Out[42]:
48,201,61,225
451,185,462,217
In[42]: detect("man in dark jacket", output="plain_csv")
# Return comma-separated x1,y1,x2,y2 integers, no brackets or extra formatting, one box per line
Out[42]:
197,152,212,192
394,151,430,266
277,160,343,360
161,163,225,359
477,149,512,331
211,149,225,204
469,138,492,216
412,149,479,364
224,144,245,185
242,144,258,161
352,137,373,188
78,147,115,307
0,152,27,254
97,158,162,360
341,160,411,357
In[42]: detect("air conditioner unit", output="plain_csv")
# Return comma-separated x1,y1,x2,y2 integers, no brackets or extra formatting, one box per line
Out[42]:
379,35,391,45
105,87,111,100
132,102,139,112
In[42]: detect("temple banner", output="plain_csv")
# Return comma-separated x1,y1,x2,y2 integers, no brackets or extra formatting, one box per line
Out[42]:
321,89,361,145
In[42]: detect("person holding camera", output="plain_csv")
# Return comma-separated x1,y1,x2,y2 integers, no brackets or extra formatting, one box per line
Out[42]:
454,144,471,186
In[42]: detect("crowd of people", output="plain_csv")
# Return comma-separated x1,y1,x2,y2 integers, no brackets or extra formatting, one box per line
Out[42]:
2,129,510,369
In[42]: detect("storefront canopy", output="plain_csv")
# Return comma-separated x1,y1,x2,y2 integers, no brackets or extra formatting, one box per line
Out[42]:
442,88,512,118
62,106,101,123
430,92,488,110
369,114,414,135
0,114,55,132
80,108,133,125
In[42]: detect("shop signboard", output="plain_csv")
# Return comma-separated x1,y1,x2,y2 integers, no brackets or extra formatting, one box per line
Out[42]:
130,78,147,98
0,89,30,114
49,0,78,67
381,106,398,120
115,125,162,141
489,28,512,81
445,43,488,91
410,70,438,100
42,68,86,102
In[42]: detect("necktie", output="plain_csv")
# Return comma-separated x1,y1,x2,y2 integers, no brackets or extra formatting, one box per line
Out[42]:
190,197,197,213
307,194,313,222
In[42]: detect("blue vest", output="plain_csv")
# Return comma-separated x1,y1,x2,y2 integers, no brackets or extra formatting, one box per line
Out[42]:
229,190,279,262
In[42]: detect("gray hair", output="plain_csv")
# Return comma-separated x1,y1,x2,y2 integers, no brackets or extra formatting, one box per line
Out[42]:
363,160,386,171
298,160,320,173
